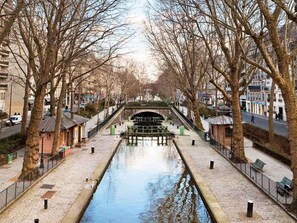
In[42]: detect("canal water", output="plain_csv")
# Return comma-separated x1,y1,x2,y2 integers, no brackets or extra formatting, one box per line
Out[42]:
80,139,212,223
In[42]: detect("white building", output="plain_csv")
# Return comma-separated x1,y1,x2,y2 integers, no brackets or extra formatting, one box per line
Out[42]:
241,71,286,121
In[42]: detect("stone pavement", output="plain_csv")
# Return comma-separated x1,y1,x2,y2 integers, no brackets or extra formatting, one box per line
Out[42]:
0,124,125,223
173,124,295,222
0,109,295,222
200,116,293,183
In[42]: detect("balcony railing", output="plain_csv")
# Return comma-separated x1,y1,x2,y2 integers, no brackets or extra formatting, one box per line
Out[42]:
0,60,9,66
0,49,9,56
248,85,261,91
0,83,8,89
0,72,8,78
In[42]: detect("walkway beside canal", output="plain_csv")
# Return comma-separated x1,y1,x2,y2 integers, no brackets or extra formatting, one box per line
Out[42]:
0,116,295,222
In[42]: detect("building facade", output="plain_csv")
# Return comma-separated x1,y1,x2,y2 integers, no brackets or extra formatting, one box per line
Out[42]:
0,1,11,114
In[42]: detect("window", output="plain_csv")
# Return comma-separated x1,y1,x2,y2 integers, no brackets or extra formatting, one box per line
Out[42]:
0,92,5,100
225,127,233,137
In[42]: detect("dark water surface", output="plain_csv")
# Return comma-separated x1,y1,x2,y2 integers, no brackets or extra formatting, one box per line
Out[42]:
80,139,212,223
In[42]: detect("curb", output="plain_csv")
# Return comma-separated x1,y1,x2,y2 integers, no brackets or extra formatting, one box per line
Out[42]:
61,140,122,223
173,140,230,223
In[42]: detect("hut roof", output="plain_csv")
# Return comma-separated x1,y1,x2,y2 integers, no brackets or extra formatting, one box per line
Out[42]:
39,112,89,132
206,115,233,125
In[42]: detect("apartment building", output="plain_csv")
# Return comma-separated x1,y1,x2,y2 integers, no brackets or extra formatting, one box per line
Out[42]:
0,1,11,114
240,71,286,121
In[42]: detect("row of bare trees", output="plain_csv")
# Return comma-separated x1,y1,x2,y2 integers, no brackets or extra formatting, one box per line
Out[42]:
145,0,297,213
0,0,138,178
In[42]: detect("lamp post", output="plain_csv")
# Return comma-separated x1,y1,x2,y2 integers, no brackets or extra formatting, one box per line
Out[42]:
40,128,45,168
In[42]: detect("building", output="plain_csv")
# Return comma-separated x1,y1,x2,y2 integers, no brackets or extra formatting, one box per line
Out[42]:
0,1,12,114
240,71,286,121
38,112,89,155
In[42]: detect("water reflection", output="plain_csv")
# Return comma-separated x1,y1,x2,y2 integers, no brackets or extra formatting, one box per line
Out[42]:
81,139,212,223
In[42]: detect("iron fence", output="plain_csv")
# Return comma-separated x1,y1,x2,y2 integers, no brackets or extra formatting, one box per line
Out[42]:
87,104,124,138
209,137,295,209
172,106,210,141
173,105,295,213
0,153,63,211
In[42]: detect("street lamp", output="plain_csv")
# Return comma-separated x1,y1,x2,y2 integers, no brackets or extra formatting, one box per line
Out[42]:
40,128,45,168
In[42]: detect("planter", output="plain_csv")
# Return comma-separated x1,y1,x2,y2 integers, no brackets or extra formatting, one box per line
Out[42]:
59,146,71,158
7,154,13,164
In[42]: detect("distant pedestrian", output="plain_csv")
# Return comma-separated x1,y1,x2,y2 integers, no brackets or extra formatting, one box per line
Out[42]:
251,114,255,123
275,113,278,120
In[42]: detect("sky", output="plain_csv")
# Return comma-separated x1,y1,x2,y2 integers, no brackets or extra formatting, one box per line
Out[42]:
124,0,158,81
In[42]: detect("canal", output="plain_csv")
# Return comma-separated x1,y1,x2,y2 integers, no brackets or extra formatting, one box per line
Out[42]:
80,139,212,222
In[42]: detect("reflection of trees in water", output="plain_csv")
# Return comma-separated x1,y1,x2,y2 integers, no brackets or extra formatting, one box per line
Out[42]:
139,168,212,223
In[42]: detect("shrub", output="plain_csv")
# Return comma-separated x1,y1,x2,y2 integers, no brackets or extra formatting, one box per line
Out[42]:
0,133,26,154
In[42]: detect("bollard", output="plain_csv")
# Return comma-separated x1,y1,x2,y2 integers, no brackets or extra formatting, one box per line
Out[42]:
34,219,39,223
192,140,195,145
44,198,48,209
247,200,253,217
91,146,94,154
210,160,214,169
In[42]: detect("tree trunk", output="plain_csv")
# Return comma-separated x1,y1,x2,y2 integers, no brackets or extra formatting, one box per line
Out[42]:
283,89,297,213
21,67,31,134
231,90,247,162
51,74,67,155
19,84,46,179
191,97,203,130
70,82,74,119
77,84,82,114
215,88,218,116
49,79,56,116
186,99,191,118
268,81,275,143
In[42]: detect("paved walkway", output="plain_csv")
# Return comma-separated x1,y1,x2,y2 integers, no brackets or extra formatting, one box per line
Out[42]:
174,125,294,222
0,109,295,222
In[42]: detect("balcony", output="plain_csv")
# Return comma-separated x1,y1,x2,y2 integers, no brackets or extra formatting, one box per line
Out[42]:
267,98,276,102
0,83,8,90
0,49,9,56
263,87,270,91
0,60,9,67
0,72,8,78
248,85,261,91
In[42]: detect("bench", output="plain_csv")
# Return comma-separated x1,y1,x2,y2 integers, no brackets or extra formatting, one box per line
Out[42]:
251,159,266,171
276,177,293,197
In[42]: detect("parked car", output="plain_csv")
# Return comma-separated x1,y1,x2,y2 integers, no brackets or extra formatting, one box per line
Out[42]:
5,115,22,126
80,103,85,109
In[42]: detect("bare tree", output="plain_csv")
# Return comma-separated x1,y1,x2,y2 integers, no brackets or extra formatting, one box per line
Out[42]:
221,0,297,213
18,0,126,178
145,1,207,130
178,0,260,161
0,0,26,44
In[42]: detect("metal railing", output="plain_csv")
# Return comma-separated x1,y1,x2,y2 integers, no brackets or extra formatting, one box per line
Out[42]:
172,106,209,141
0,153,63,211
87,104,124,138
173,105,295,215
209,138,295,211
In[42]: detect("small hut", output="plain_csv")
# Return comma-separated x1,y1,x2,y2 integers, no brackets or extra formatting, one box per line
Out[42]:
38,113,89,155
206,115,233,148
